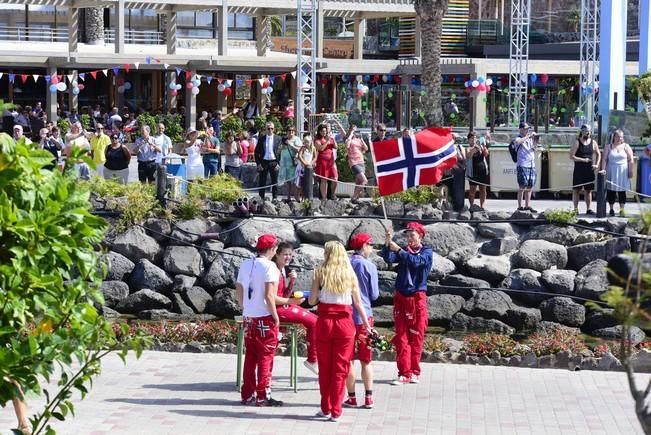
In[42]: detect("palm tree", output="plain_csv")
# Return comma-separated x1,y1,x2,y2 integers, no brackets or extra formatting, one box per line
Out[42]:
413,0,448,127
84,7,105,45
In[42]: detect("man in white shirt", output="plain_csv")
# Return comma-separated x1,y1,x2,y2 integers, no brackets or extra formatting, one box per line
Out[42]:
254,122,282,200
153,122,172,164
236,233,303,407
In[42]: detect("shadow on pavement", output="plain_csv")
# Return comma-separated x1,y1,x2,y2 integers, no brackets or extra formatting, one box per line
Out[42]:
171,409,319,421
141,382,235,392
105,397,236,406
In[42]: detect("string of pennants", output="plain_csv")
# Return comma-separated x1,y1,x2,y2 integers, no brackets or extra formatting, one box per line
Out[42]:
0,55,299,91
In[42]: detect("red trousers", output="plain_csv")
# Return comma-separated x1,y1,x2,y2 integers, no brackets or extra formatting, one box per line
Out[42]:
393,291,428,378
316,303,355,418
277,305,318,363
241,315,279,401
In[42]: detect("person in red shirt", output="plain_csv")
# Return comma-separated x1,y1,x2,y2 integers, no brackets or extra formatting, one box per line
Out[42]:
272,242,319,374
314,123,338,200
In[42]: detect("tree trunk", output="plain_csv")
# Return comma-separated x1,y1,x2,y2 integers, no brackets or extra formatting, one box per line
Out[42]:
84,8,105,45
414,0,448,127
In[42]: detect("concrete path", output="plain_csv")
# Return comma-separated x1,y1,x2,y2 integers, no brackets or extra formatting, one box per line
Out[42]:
0,351,645,435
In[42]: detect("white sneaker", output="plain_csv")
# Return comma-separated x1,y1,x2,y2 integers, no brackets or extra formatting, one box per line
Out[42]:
390,376,410,385
315,410,331,419
304,360,319,375
409,375,419,384
329,416,341,422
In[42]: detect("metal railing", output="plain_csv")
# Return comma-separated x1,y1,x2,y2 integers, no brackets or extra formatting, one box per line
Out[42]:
0,26,67,43
104,29,164,45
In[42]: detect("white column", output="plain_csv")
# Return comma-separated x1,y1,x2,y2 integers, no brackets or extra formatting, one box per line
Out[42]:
68,7,79,54
639,0,650,111
46,64,58,122
415,16,422,57
217,2,228,56
166,71,177,111
184,67,197,130
471,66,487,129
353,19,365,60
598,0,627,131
166,11,177,55
115,0,125,54
256,16,271,56
316,4,324,57
69,70,78,113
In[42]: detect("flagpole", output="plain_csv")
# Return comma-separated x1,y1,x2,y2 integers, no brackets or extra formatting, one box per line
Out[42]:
368,133,389,223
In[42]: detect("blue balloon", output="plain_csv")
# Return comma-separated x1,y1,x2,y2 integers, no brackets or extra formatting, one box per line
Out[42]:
49,84,57,93
72,87,80,95
586,86,593,94
341,75,348,82
478,76,485,83
386,75,392,83
169,82,176,90
530,73,538,83
363,74,371,82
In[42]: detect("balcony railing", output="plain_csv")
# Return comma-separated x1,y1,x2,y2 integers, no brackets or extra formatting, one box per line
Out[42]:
104,29,165,45
0,26,67,43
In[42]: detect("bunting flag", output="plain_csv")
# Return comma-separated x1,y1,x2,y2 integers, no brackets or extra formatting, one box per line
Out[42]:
66,74,74,82
112,67,119,75
291,71,297,79
134,62,140,70
90,71,97,79
0,73,3,80
124,64,130,73
175,67,182,75
20,74,27,83
8,74,15,83
101,69,108,77
164,63,170,69
32,74,39,82
185,70,192,80
44,74,50,82
206,76,212,84
79,73,85,80
145,56,152,64
258,78,265,86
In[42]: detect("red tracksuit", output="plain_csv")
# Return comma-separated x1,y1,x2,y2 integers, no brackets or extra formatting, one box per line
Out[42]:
393,291,428,378
276,273,318,363
241,315,279,401
316,303,355,418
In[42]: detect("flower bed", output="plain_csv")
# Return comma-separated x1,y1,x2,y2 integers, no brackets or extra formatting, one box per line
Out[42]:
113,320,651,372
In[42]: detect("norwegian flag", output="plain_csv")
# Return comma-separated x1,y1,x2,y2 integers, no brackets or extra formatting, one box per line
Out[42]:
371,127,457,196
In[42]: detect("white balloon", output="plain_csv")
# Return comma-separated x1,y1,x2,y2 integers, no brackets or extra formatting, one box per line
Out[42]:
56,82,67,91
191,86,200,95
363,85,369,93
117,85,125,93
471,80,479,88
356,75,363,82
217,84,226,92
261,88,268,95
267,86,274,94
224,80,232,88
72,80,78,87
382,75,388,82
176,84,182,90
485,78,493,86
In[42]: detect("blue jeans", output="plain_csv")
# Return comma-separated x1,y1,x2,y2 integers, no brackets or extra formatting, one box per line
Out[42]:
225,165,242,180
204,159,220,178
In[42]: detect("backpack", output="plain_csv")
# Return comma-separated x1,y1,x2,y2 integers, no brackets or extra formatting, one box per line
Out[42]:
509,139,521,163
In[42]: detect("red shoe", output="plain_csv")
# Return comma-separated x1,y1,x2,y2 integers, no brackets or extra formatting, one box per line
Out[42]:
363,395,374,409
342,396,357,407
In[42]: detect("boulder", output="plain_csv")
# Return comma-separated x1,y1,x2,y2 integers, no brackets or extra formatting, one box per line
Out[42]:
110,226,162,263
512,240,568,272
171,293,195,315
488,211,513,221
582,309,619,333
437,274,490,299
540,269,576,295
631,350,651,372
376,200,404,217
501,269,548,305
170,218,210,245
477,222,518,239
226,218,298,249
351,219,389,247
205,288,241,318
539,297,586,327
535,321,580,335
101,306,120,319
447,244,479,272
320,199,349,216
128,259,173,294
461,290,513,321
115,289,172,314
295,218,360,244
481,238,519,256
428,254,457,281
591,325,646,345
375,271,397,306
465,255,511,284
291,244,324,292
100,281,130,308
200,240,225,265
574,259,609,301
163,246,203,277
449,313,515,335
172,275,197,293
103,251,134,281
142,218,172,243
521,225,579,245
608,253,651,286
368,252,389,271
371,305,394,326
200,247,253,291
566,238,630,270
573,231,604,245
421,223,476,256
505,305,542,331
427,294,465,326
182,286,213,313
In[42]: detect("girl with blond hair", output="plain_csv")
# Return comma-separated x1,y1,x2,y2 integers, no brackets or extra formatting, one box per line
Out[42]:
309,241,371,422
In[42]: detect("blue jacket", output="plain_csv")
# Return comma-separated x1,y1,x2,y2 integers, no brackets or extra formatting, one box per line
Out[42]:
350,254,380,325
381,245,433,296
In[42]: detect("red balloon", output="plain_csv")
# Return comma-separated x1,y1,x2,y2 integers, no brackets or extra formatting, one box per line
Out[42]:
373,74,380,83
51,76,59,84
540,74,549,85
394,76,402,84
262,79,270,88
357,90,364,97
78,84,85,90
171,89,178,97
486,85,491,93
186,82,193,89
223,87,232,96
478,83,486,92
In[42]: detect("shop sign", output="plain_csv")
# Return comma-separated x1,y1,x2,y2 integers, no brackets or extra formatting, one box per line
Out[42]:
271,37,354,59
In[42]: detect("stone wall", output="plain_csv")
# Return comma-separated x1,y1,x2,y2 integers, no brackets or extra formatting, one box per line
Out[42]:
97,198,646,344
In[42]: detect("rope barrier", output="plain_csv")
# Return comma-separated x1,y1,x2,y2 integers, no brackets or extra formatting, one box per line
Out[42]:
605,180,651,199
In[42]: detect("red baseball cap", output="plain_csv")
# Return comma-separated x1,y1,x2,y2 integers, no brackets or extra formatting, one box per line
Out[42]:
349,233,373,250
406,222,426,238
255,233,278,250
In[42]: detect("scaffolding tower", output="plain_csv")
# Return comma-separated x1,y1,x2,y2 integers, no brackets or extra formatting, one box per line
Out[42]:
296,0,318,134
578,0,599,127
508,0,531,126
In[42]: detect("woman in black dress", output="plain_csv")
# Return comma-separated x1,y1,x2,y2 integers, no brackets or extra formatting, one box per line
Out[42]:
466,131,490,211
570,125,600,215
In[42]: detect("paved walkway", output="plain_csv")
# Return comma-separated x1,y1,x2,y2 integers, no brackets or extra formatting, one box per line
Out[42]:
0,351,645,434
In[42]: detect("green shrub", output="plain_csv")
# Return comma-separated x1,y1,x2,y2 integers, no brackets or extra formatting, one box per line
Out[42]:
157,114,184,143
221,116,243,142
336,143,355,182
80,113,92,130
172,195,204,220
462,333,529,357
137,112,158,135
383,185,442,205
526,328,587,356
57,118,71,135
188,173,245,204
543,208,578,224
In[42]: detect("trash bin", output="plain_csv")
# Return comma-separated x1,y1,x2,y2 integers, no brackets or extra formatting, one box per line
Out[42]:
163,154,187,196
488,143,542,195
547,145,576,197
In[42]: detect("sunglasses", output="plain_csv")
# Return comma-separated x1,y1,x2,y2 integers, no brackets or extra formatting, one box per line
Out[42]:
267,127,274,130
378,129,386,132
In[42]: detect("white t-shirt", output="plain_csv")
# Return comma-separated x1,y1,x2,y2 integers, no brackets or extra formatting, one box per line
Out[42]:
237,257,280,318
264,135,276,160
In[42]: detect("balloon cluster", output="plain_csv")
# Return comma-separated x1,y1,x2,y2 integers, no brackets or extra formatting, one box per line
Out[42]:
260,78,274,95
464,76,493,94
168,81,183,97
580,81,599,94
70,80,85,95
48,76,67,93
217,80,233,96
117,80,132,94
186,77,202,95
